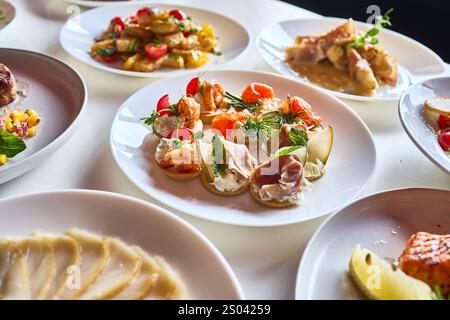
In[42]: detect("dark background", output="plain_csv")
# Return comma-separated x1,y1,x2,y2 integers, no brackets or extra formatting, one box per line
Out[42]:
283,0,450,62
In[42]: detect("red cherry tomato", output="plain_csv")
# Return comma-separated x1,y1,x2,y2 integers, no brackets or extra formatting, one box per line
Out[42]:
438,114,450,131
169,9,187,20
241,83,274,104
101,52,120,63
156,94,172,117
438,131,450,151
167,128,193,140
144,43,168,60
111,17,125,33
136,7,153,16
186,77,200,96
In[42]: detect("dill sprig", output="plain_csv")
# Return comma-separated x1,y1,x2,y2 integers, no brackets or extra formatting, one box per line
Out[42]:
224,92,261,114
351,8,394,48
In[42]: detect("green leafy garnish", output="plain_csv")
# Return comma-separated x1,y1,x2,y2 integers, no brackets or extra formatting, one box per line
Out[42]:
173,139,184,149
151,39,162,45
271,145,302,159
169,104,179,116
261,111,301,128
242,118,272,139
169,52,181,60
351,8,394,48
128,39,137,52
225,92,260,114
190,131,204,141
288,128,308,147
141,111,159,126
96,47,117,57
0,130,26,158
211,49,222,56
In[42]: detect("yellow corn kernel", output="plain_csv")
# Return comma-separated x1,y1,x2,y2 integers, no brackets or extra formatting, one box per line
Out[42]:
26,109,40,127
200,24,215,39
26,126,37,137
123,53,140,71
186,51,209,69
4,117,13,131
0,154,8,166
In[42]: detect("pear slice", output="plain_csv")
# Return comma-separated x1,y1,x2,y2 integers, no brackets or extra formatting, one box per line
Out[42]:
307,126,333,165
304,160,325,181
60,229,110,299
145,256,187,300
15,236,56,300
112,246,161,300
348,245,433,300
77,237,141,300
39,235,81,300
0,240,30,300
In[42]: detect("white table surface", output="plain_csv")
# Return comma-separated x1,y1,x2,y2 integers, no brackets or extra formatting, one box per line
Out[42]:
1,0,449,300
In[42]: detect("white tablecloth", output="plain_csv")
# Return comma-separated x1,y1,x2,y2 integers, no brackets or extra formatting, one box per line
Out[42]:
1,0,449,299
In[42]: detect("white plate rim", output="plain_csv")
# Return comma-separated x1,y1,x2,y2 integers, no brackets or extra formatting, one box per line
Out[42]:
109,68,377,227
294,187,450,300
0,48,88,182
59,2,251,78
0,188,246,299
398,76,450,175
256,17,447,103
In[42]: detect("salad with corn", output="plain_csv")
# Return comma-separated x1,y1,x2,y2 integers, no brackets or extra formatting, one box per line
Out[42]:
0,107,40,166
90,6,220,73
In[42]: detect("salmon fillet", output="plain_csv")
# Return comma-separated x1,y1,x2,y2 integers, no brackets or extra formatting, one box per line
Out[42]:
398,232,450,296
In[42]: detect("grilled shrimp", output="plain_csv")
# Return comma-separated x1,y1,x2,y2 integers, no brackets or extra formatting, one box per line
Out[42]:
196,80,225,113
177,96,200,129
399,232,450,296
161,144,200,173
357,44,398,86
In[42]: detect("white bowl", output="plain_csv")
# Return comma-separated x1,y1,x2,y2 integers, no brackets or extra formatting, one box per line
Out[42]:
0,49,87,184
110,69,376,227
0,189,244,299
399,77,450,175
257,18,446,103
59,2,250,77
296,188,450,300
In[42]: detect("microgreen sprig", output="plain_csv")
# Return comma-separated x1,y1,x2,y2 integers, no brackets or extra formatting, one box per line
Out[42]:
224,92,261,114
351,8,394,48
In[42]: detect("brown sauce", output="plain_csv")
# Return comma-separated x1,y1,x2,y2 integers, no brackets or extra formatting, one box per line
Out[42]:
287,60,371,96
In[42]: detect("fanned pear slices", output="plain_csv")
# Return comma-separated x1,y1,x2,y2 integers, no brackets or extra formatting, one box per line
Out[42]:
349,245,433,300
112,246,161,300
146,256,187,300
39,235,81,300
0,240,30,300
16,237,56,300
78,237,141,300
60,229,110,299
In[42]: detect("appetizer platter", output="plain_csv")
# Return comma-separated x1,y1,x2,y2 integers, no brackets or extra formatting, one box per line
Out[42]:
0,190,244,300
399,77,450,174
296,188,450,300
0,49,87,184
256,16,446,102
0,0,15,31
60,3,250,77
110,70,376,226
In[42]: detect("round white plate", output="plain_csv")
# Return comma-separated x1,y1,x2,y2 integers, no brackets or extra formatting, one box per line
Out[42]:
257,18,447,103
64,0,141,8
59,3,250,77
296,188,450,300
110,70,376,227
399,77,450,175
0,189,244,299
0,0,15,30
0,49,87,184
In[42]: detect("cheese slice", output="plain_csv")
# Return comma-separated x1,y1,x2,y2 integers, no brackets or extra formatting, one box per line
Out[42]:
77,237,141,300
0,240,30,300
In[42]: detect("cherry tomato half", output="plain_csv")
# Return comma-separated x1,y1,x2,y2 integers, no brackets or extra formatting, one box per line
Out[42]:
101,52,120,63
169,9,187,21
111,17,125,33
438,114,450,131
167,128,193,140
156,94,172,117
186,77,200,96
136,7,153,16
438,131,450,151
144,43,168,60
241,83,274,104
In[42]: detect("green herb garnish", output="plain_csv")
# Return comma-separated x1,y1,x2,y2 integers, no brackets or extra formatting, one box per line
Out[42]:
141,111,159,126
96,47,117,57
190,131,204,141
173,139,184,149
169,104,179,116
212,134,226,175
211,49,222,56
0,130,26,158
351,8,394,48
271,145,302,159
288,128,308,147
169,52,181,60
151,39,162,45
261,111,301,128
242,118,272,139
225,92,260,114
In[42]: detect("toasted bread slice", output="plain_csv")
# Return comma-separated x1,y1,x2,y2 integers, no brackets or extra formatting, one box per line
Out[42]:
158,165,201,181
200,171,249,196
249,184,296,208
